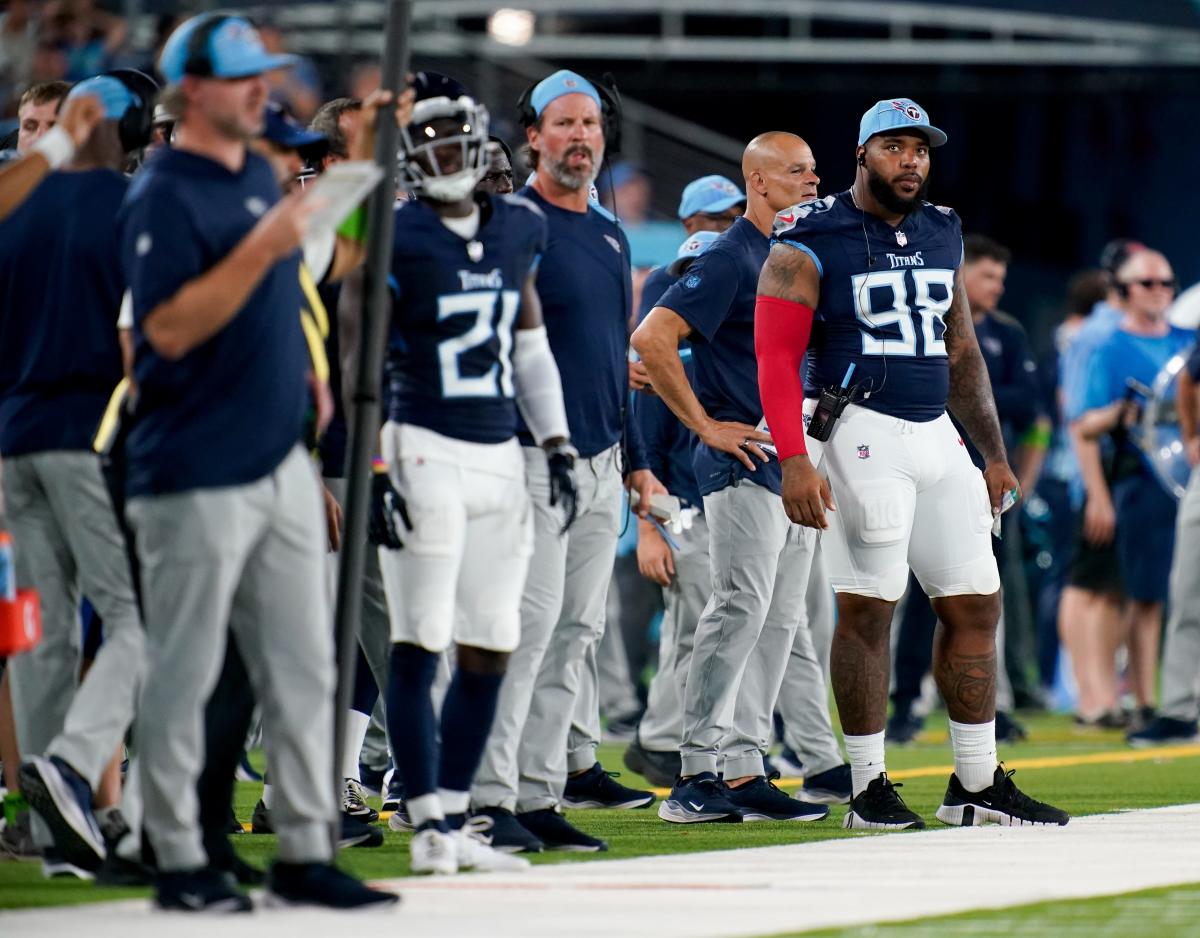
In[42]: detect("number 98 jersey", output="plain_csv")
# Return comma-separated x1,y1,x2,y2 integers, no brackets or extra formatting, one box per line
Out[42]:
386,194,547,444
772,191,963,422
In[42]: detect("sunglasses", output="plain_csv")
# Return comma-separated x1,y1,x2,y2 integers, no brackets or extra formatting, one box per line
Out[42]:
1123,279,1176,290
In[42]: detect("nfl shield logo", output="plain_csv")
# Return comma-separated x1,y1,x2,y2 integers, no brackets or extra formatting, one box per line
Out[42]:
895,231,908,247
856,444,871,460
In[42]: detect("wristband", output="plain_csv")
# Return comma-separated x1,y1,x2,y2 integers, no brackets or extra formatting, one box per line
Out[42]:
372,455,388,475
31,125,75,170
337,205,368,245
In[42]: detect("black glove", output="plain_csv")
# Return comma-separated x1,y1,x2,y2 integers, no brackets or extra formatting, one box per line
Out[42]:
546,442,580,534
368,471,412,549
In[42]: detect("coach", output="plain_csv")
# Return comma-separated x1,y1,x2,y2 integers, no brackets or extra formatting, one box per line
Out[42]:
118,13,393,911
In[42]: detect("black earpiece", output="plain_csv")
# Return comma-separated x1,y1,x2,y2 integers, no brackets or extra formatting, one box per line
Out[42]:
516,73,623,156
857,153,866,167
104,68,159,153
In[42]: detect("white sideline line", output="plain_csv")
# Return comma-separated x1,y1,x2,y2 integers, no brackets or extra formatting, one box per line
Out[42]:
5,804,1200,938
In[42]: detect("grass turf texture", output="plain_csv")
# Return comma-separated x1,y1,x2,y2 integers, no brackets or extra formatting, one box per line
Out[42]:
2,711,1198,916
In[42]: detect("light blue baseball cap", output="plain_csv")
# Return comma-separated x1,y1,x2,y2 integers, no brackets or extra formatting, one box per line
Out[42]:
158,14,297,84
667,230,720,276
678,174,745,220
66,76,136,120
529,69,601,117
858,98,947,147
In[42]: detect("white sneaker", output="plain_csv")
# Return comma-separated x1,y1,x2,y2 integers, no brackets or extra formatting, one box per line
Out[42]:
453,817,531,873
410,828,457,875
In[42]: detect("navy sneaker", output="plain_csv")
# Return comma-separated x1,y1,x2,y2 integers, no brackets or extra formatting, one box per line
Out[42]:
885,706,924,745
382,768,405,813
266,861,398,909
340,815,384,849
156,867,252,912
658,772,743,824
1128,715,1200,747
517,808,607,851
470,807,544,854
19,755,105,872
936,765,1069,827
563,762,655,809
726,773,828,822
42,847,94,880
623,737,680,789
844,774,925,830
995,710,1028,744
774,746,804,778
800,763,852,805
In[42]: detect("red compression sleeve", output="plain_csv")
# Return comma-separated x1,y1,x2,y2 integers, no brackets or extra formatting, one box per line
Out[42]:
755,295,814,460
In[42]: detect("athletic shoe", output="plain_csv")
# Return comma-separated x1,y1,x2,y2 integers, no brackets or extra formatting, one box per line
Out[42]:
95,851,155,887
843,774,925,830
725,773,828,822
658,772,743,824
935,765,1069,827
250,799,272,834
470,806,543,854
381,768,404,813
267,861,399,908
343,778,379,823
156,867,252,912
1127,706,1159,736
217,855,265,888
387,803,413,832
563,762,655,809
340,815,384,849
235,754,262,782
410,827,457,875
622,737,680,789
773,746,805,778
359,762,387,799
1074,709,1127,730
1128,715,1200,747
995,710,1029,744
603,709,642,742
516,808,608,851
19,755,105,871
42,847,94,880
885,707,924,745
453,817,531,872
799,763,852,805
226,807,243,835
0,805,37,860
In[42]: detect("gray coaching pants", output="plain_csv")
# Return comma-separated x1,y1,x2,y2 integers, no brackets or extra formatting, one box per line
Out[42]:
1160,466,1200,722
681,480,822,780
128,447,336,871
473,444,622,813
3,451,145,796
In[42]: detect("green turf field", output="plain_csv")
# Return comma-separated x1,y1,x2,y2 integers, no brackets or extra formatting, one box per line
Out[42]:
2,710,1199,936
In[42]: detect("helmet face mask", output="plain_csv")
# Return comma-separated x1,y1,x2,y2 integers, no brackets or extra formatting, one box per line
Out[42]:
398,96,489,203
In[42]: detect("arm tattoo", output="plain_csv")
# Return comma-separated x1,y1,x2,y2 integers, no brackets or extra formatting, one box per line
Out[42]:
757,243,820,307
932,649,997,724
943,278,1006,464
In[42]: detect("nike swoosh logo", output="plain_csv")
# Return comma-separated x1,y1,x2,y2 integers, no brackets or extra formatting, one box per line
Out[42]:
688,801,705,812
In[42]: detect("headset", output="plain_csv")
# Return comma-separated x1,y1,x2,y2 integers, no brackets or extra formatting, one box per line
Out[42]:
516,71,623,157
182,12,233,79
103,68,159,153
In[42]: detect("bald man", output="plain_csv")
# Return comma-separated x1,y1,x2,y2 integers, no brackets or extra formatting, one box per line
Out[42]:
632,133,835,823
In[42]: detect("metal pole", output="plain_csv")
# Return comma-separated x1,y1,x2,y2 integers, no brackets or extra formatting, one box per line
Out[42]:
330,0,411,852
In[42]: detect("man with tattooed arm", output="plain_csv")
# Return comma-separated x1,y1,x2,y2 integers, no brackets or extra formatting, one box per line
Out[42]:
753,98,1068,830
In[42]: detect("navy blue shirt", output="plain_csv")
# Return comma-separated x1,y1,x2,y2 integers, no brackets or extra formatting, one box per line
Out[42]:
119,148,309,497
516,185,643,464
657,216,778,497
638,265,675,322
386,194,545,444
774,191,963,422
960,310,1040,469
0,170,127,456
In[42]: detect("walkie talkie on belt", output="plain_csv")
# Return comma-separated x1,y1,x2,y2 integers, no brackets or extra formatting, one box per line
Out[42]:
806,363,857,443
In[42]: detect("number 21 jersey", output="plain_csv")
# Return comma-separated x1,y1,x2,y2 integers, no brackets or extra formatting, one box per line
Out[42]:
772,191,963,422
386,193,547,444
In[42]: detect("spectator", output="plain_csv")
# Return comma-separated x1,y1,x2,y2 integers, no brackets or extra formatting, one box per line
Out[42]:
309,96,361,166
0,0,40,102
15,79,68,154
42,0,125,81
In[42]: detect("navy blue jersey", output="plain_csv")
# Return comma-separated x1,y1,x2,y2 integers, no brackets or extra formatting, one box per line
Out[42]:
656,217,779,496
385,194,546,445
119,148,310,497
516,185,637,461
773,191,963,422
0,170,127,457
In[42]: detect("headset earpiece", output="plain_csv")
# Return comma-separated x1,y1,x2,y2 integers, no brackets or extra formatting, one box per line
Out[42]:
857,152,866,167
515,73,623,156
104,68,160,153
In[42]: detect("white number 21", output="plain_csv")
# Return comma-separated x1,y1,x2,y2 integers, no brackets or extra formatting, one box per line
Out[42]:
436,290,520,399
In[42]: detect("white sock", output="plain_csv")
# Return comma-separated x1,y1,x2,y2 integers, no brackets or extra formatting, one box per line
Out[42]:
844,731,887,797
341,709,371,783
407,792,444,829
949,719,997,792
438,789,470,817
261,782,274,809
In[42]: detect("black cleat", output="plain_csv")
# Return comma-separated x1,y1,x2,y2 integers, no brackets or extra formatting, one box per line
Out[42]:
340,815,384,849
623,737,680,789
843,774,925,830
725,773,828,822
517,808,607,852
800,763,852,805
470,807,544,854
266,861,398,909
156,867,252,912
563,762,655,809
343,778,380,824
936,764,1069,827
250,799,273,834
